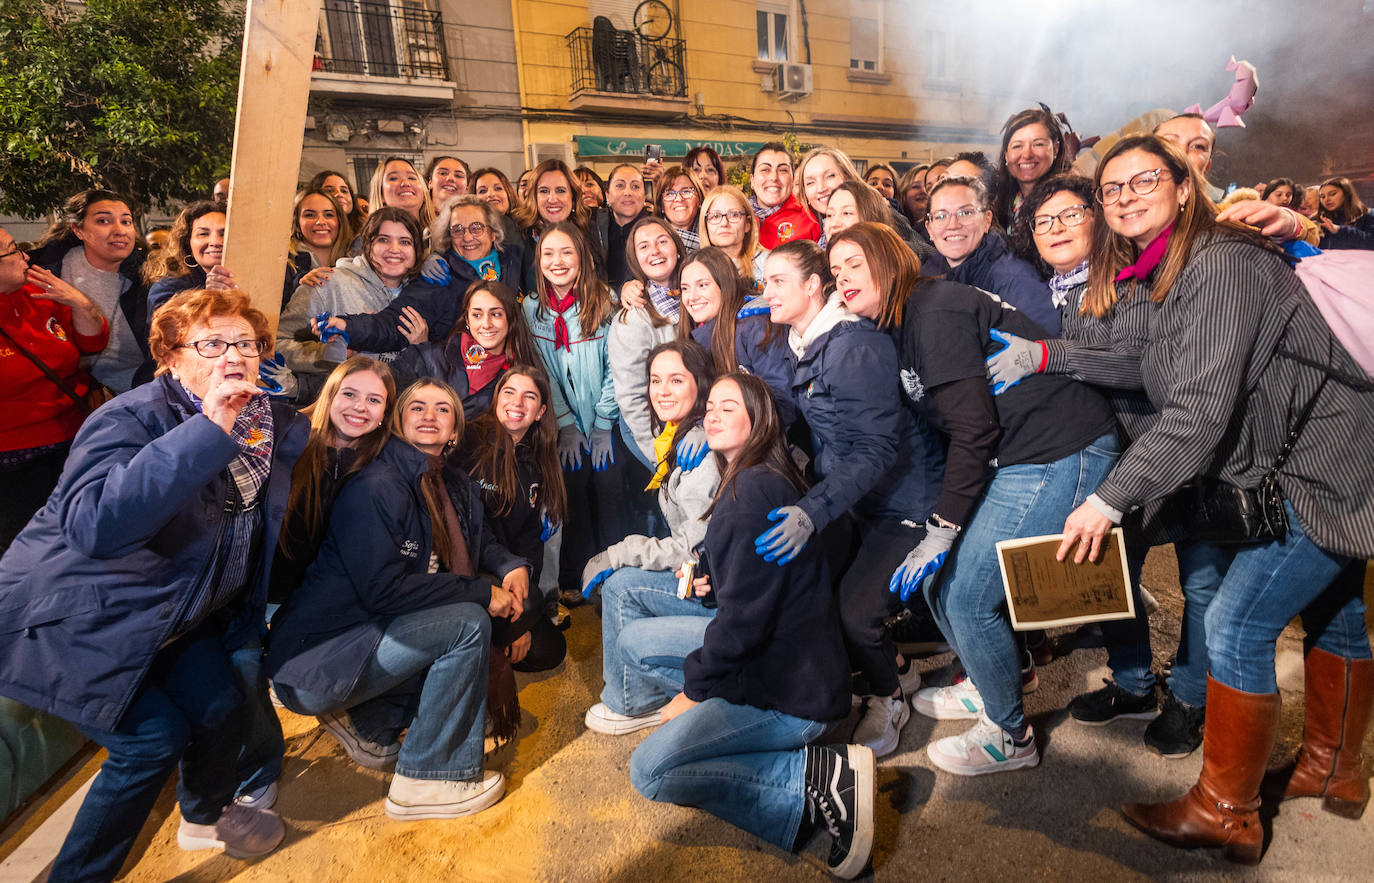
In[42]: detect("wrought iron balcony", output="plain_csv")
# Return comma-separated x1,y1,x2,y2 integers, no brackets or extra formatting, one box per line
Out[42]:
315,0,450,81
567,24,686,100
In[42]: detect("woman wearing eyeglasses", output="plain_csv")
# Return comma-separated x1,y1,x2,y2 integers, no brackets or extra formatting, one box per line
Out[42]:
1054,135,1374,864
653,165,705,253
0,288,309,877
699,185,769,290
926,175,1060,335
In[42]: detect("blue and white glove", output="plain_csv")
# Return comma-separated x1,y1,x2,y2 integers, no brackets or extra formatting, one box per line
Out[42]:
257,353,297,399
558,424,587,471
581,550,615,599
985,328,1045,396
753,505,815,565
737,299,769,319
675,434,709,473
420,252,452,286
889,521,960,602
539,508,561,542
589,427,615,472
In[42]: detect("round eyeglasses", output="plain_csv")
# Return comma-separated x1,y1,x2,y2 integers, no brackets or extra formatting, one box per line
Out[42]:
1030,204,1090,235
1096,169,1168,206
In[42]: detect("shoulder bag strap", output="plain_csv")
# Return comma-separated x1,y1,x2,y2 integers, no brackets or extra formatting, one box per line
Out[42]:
0,325,89,411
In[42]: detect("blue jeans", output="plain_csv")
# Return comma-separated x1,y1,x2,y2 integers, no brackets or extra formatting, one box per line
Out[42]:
1202,501,1369,694
631,698,828,849
926,432,1120,734
276,603,491,780
232,637,285,796
1164,540,1231,708
53,625,245,881
600,567,714,715
1096,534,1155,696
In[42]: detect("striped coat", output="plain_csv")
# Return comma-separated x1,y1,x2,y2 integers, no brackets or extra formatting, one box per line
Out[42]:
1092,233,1374,558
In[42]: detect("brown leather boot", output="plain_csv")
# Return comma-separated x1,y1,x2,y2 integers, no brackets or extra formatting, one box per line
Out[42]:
1122,676,1279,865
1281,647,1373,819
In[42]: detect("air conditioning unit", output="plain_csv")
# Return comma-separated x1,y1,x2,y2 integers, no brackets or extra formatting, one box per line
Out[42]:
528,141,575,168
777,62,813,99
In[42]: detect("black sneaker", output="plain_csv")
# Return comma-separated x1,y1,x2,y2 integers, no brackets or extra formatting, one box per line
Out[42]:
802,744,875,879
1143,690,1205,757
885,605,950,655
1068,679,1158,726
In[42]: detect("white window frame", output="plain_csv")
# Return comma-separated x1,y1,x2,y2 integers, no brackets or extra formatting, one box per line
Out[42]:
848,0,882,74
756,2,793,64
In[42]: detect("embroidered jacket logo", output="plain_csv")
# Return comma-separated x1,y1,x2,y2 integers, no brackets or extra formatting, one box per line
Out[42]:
400,539,420,558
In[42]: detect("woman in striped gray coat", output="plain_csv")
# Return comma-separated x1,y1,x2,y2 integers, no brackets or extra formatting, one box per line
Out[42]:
1057,134,1374,865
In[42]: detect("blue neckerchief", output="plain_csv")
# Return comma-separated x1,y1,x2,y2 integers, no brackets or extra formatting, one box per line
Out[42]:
461,250,501,282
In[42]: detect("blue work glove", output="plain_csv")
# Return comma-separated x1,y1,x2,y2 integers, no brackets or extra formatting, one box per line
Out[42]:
737,299,769,319
675,433,709,473
420,252,452,286
985,328,1045,396
589,427,615,472
889,522,960,602
257,353,297,399
581,550,615,599
753,505,815,565
539,508,561,542
558,424,588,471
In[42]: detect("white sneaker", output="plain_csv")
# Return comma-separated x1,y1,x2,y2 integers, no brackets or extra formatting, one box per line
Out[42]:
851,695,909,758
318,711,400,770
234,781,277,810
912,678,985,720
385,771,505,820
584,702,661,735
927,714,1039,776
177,803,285,858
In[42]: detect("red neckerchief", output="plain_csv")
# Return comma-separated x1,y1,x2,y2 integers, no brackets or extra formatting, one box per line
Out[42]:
460,331,508,392
546,282,577,351
1115,223,1174,282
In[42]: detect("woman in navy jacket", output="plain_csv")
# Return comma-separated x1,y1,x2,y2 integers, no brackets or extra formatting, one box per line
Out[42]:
0,289,307,879
631,372,874,879
758,240,944,759
267,379,529,821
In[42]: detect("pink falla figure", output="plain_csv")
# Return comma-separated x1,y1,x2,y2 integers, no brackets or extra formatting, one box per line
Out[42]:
1186,56,1259,129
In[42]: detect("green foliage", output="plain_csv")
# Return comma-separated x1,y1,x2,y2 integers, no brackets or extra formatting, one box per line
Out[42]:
0,0,244,218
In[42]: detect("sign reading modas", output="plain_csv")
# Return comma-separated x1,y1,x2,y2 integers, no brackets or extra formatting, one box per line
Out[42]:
574,136,769,160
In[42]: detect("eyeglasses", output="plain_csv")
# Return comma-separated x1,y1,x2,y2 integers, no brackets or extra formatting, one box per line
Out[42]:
0,245,28,262
926,206,983,228
662,188,697,203
1096,169,1168,205
449,222,488,238
1030,204,1090,235
177,338,267,358
705,210,748,224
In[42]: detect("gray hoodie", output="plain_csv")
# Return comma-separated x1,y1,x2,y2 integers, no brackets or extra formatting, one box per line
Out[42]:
608,305,678,462
276,254,404,375
604,425,720,571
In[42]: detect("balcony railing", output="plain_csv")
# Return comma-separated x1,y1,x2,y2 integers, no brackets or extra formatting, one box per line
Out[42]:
567,25,686,99
316,0,450,80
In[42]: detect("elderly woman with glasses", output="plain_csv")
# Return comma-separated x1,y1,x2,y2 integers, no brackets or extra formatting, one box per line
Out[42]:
0,288,308,879
653,165,706,253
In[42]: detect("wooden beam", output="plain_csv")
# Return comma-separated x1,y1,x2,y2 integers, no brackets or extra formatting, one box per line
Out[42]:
221,0,323,339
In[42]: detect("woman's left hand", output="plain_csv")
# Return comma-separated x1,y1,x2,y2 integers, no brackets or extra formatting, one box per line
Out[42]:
503,566,530,607
396,306,428,344
1057,502,1114,564
26,267,104,333
1319,216,1339,233
506,631,532,664
205,265,237,290
658,692,698,724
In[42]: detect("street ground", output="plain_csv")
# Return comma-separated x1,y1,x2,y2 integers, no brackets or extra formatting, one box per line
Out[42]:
6,546,1373,881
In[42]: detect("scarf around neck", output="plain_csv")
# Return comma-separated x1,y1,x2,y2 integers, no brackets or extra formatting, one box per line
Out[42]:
647,281,681,322
749,194,782,222
460,249,501,282
1115,224,1174,282
180,381,274,506
545,282,577,351
1048,260,1090,309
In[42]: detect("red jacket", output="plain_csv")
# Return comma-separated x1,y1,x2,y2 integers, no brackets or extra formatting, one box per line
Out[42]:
1,284,109,453
758,195,822,249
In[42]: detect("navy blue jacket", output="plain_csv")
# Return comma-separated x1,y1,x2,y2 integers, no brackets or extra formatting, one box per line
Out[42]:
147,266,208,319
790,320,942,530
388,337,506,422
944,231,1060,335
343,241,525,353
683,465,849,722
265,440,528,704
1319,212,1374,251
0,376,307,730
691,314,798,426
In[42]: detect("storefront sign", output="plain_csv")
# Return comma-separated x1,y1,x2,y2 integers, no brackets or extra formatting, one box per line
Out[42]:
574,136,769,159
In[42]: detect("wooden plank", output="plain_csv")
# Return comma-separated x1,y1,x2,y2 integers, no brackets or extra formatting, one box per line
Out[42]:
221,0,324,338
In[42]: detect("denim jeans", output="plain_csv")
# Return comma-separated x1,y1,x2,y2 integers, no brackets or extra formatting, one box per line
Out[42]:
231,637,285,797
600,567,714,715
1202,501,1369,694
630,697,828,849
1095,534,1155,696
926,432,1120,734
275,602,491,780
53,625,245,882
1164,540,1231,708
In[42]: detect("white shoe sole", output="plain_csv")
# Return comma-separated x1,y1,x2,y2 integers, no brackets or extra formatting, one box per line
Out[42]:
926,741,1040,777
384,779,505,821
177,822,284,858
830,744,876,880
584,704,661,735
911,693,982,721
235,781,279,810
854,700,909,758
1071,710,1160,727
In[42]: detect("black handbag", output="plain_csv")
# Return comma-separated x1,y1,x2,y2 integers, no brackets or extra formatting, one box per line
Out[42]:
1167,369,1337,544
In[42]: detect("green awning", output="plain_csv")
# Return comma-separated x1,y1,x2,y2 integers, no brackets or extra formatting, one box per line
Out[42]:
574,136,770,160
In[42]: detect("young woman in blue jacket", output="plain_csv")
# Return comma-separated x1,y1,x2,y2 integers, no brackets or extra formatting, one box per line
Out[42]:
523,221,632,598
0,289,307,878
758,240,944,759
267,379,530,821
631,372,875,879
